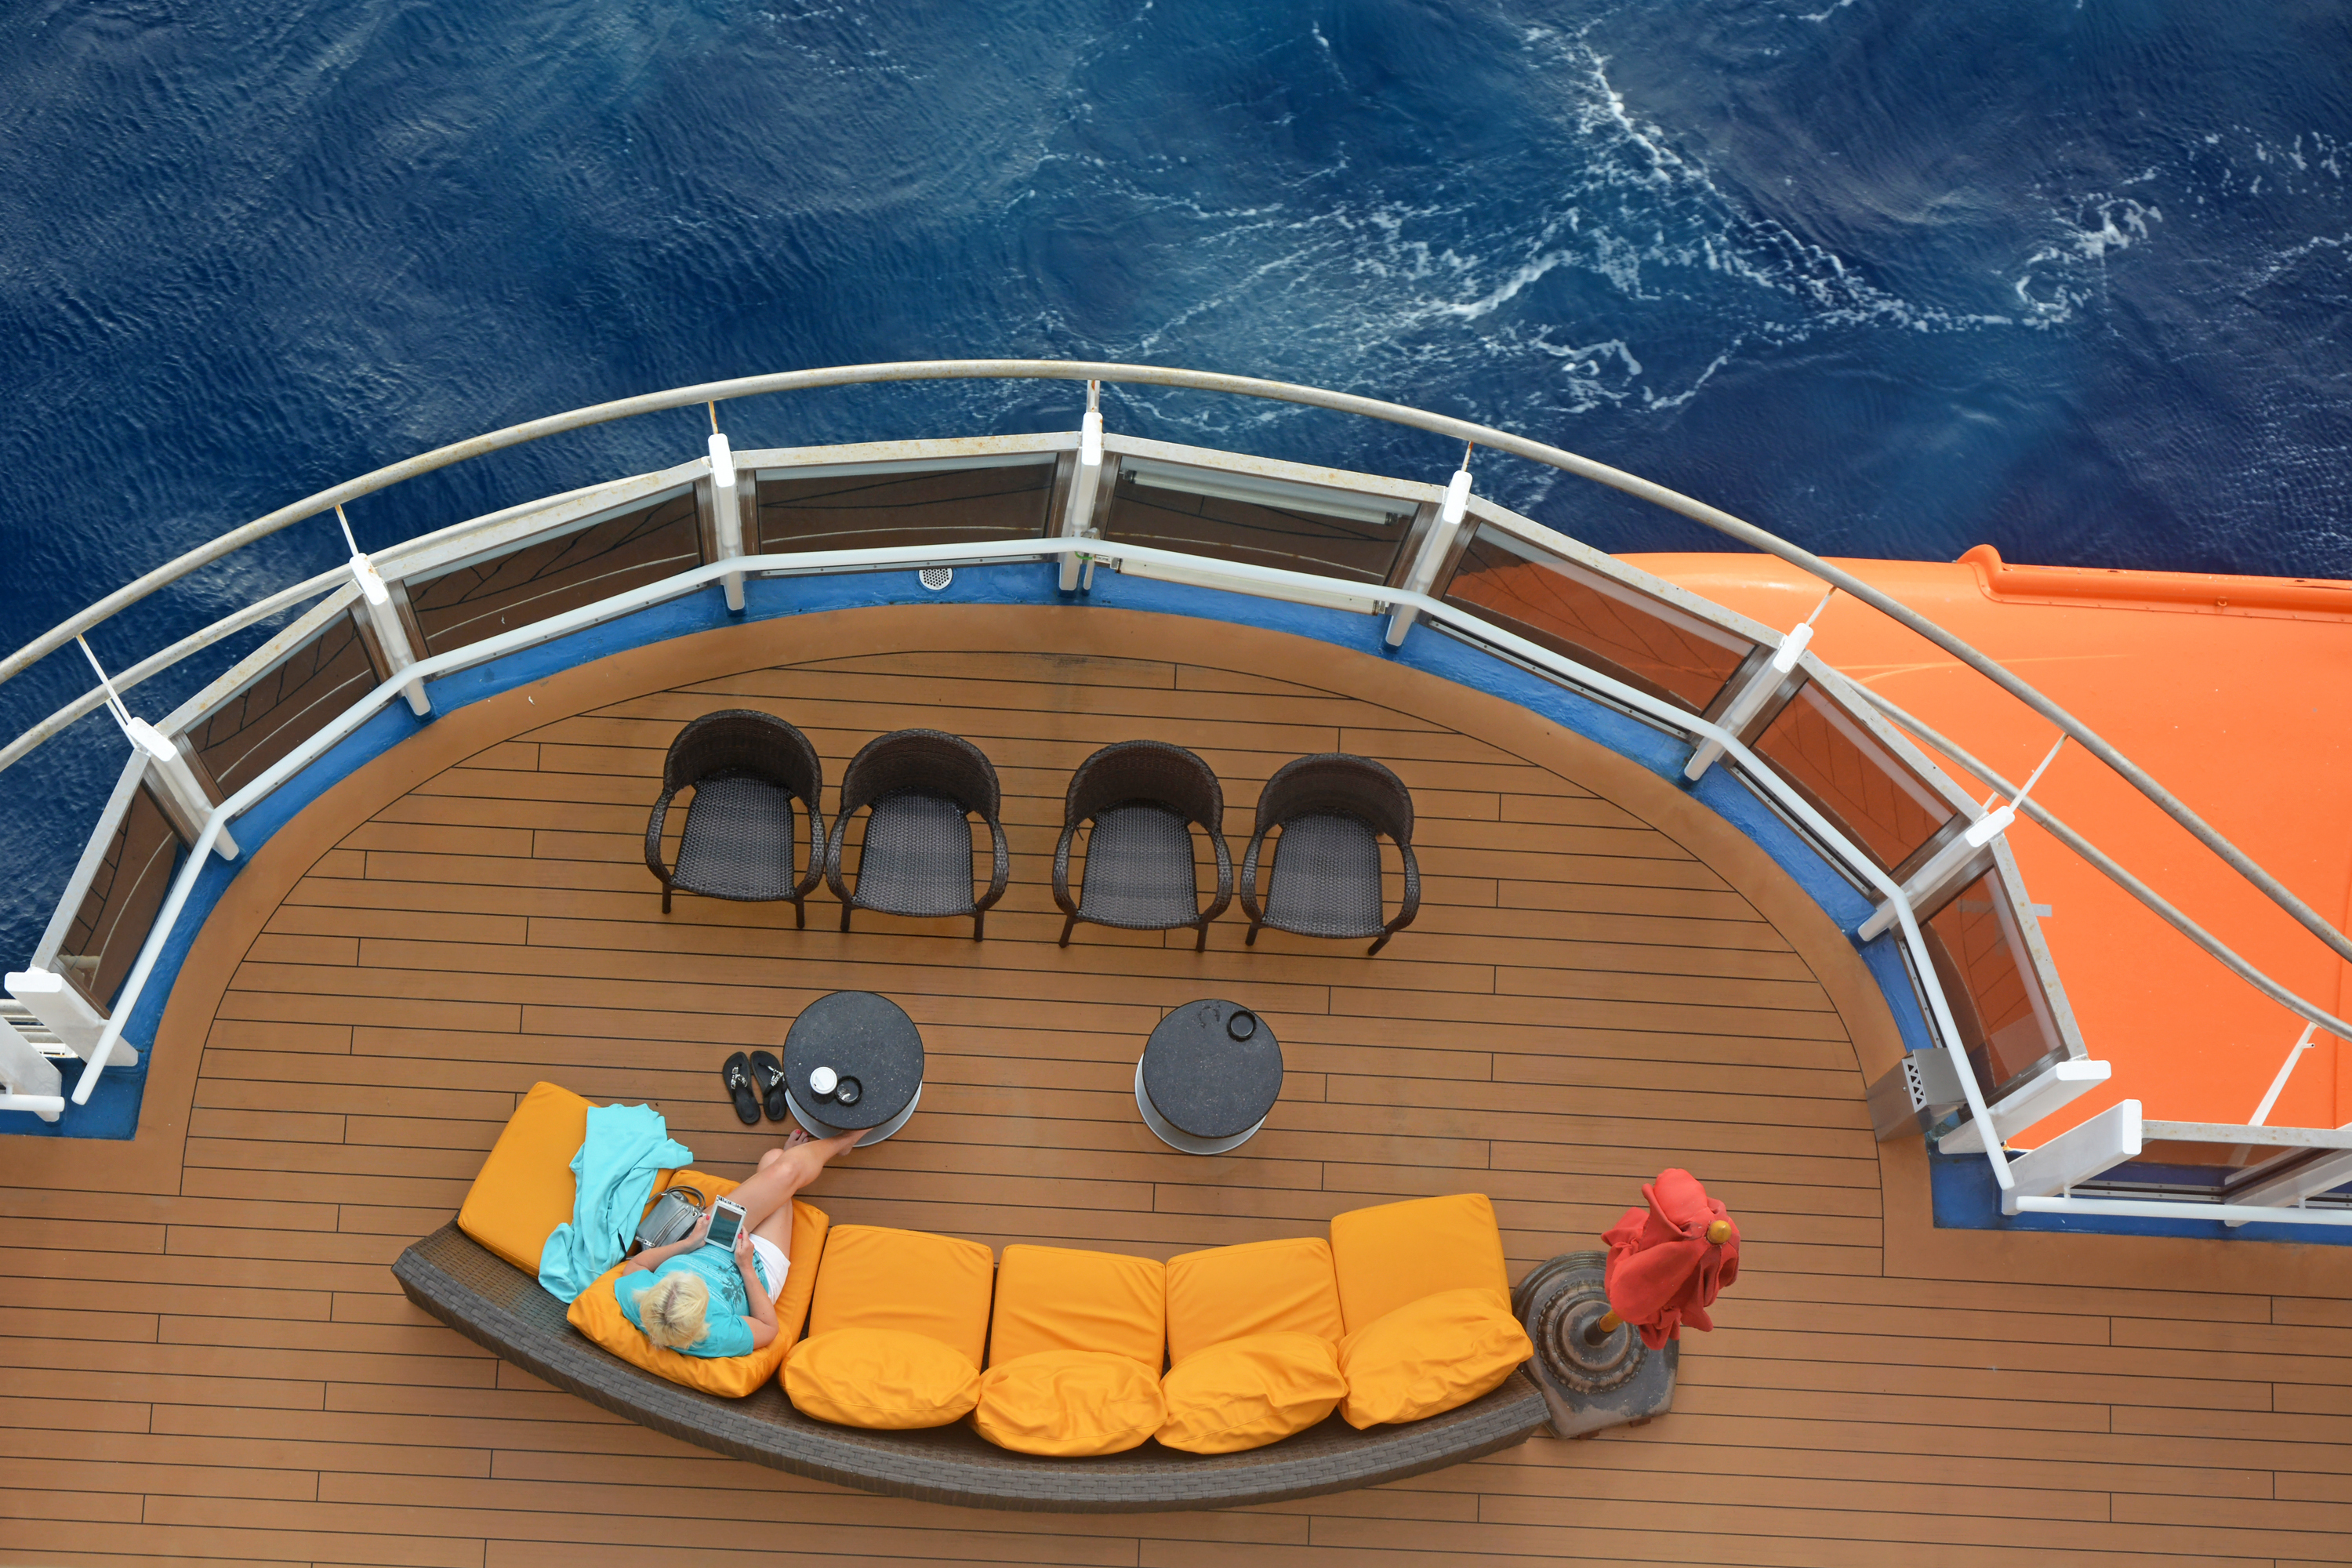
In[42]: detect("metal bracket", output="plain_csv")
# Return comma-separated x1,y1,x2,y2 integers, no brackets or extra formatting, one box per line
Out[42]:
1385,459,1473,648
1682,590,1834,782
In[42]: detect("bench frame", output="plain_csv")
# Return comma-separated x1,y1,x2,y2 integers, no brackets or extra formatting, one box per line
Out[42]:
394,1221,1552,1512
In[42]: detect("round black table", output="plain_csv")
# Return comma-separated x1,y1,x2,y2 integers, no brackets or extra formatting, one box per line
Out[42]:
1135,999,1283,1155
782,990,924,1147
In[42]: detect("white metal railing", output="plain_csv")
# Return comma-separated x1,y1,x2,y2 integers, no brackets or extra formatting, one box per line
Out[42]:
2,366,2343,1232
24,524,2015,1204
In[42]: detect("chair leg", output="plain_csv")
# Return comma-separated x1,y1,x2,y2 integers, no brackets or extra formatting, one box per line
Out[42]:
1367,931,1392,957
793,895,806,931
839,903,853,933
661,885,673,915
1244,919,1261,947
1058,915,1076,949
972,909,987,942
1193,920,1210,953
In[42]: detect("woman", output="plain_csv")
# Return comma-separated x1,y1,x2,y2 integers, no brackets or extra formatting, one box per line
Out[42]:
619,1127,859,1356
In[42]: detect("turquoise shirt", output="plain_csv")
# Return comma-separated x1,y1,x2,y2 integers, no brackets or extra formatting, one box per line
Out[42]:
617,1242,781,1359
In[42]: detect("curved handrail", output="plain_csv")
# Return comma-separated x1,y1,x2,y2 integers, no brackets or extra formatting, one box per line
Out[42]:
6,358,2347,969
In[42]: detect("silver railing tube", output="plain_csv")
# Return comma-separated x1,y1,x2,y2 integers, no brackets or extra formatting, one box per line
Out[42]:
0,360,2341,975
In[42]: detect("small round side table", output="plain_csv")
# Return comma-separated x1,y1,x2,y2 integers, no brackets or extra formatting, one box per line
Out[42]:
782,990,924,1147
1136,999,1283,1156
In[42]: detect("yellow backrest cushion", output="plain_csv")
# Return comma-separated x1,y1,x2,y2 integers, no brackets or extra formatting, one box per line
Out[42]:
1164,1236,1344,1366
564,1194,828,1399
783,1327,981,1429
808,1225,996,1370
1327,1193,1512,1334
458,1081,700,1274
459,1081,594,1272
1335,1287,1532,1428
1156,1331,1347,1454
971,1349,1166,1457
987,1244,1165,1369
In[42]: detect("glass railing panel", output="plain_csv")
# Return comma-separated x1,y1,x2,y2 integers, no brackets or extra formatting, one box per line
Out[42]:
755,456,1054,551
1102,457,1413,585
405,487,701,656
56,783,186,1011
186,611,379,796
1752,681,1952,870
1440,523,1756,713
1918,869,2070,1102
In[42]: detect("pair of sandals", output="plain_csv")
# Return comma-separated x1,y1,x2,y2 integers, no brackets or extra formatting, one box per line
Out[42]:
722,1050,790,1127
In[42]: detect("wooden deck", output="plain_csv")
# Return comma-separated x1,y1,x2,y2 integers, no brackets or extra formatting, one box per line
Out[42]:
9,602,2352,1568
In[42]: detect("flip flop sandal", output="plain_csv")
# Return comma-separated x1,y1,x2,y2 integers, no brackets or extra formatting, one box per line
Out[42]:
720,1052,760,1126
750,1051,788,1122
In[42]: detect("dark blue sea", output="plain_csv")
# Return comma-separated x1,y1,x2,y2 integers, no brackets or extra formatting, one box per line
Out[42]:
2,0,2347,967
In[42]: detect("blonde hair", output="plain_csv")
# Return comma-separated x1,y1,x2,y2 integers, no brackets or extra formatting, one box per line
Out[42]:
632,1270,710,1351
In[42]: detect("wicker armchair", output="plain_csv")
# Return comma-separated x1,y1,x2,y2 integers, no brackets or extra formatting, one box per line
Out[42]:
644,710,826,927
825,729,1010,941
1051,741,1232,952
1239,753,1420,956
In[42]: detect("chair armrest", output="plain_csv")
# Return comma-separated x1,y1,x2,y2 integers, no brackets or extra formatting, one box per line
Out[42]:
976,815,1011,913
823,809,855,906
1051,824,1081,918
1201,828,1235,924
644,786,681,881
1383,840,1422,938
795,801,831,901
1236,826,1270,924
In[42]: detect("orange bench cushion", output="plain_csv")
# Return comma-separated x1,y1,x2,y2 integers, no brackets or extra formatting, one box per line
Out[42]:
784,1327,982,1429
566,1189,829,1399
806,1225,996,1371
1327,1193,1512,1334
1163,1236,1344,1367
986,1244,1165,1369
1157,1331,1347,1454
457,1081,695,1274
1336,1286,1532,1428
973,1349,1166,1457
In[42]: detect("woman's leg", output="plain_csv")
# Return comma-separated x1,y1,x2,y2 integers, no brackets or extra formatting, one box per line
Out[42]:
736,1129,860,1258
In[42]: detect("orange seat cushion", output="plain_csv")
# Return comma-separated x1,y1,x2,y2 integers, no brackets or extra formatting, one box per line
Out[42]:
972,1349,1166,1457
1164,1236,1344,1367
987,1244,1166,1369
1336,1287,1533,1428
808,1225,996,1371
565,1192,829,1399
784,1327,981,1429
1327,1193,1512,1334
1156,1331,1347,1454
457,1081,698,1274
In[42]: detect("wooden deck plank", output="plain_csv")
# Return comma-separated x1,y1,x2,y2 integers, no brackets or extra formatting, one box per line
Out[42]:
9,613,2350,1566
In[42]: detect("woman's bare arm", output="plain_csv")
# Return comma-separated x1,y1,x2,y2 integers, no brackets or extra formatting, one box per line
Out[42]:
735,1230,779,1349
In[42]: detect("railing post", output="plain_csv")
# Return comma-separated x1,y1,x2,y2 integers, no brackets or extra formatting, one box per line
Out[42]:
1856,734,2065,942
1058,383,1106,593
706,430,747,612
340,508,431,717
5,967,138,1069
1385,456,1473,648
76,637,238,858
1682,589,1834,783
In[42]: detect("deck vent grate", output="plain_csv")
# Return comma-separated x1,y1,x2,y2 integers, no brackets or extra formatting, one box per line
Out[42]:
918,567,953,591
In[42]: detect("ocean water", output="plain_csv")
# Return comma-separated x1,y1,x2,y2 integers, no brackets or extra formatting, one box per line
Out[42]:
1,0,2347,967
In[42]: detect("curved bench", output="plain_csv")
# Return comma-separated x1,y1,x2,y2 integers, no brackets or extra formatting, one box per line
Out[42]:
394,1222,1551,1513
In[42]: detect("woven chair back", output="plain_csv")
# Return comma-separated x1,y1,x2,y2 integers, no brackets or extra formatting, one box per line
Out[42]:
1064,739,1224,833
662,710,822,804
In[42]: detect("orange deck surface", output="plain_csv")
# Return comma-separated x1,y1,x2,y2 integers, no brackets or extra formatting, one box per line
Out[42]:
1632,547,2352,1138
